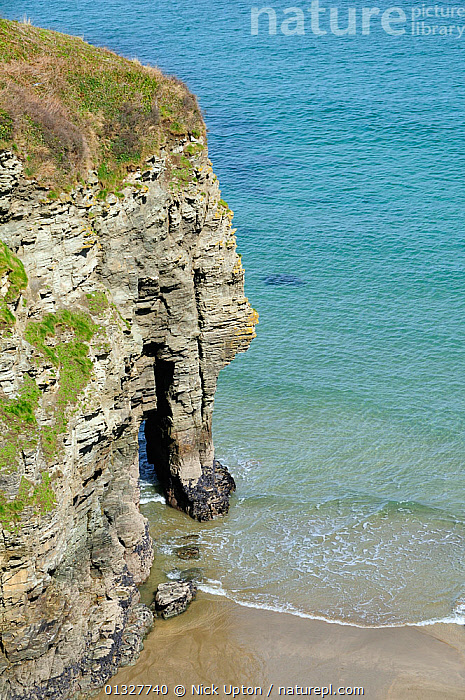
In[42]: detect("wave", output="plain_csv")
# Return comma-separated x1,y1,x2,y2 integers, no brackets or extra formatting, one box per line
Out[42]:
234,491,463,523
198,580,465,629
140,492,166,505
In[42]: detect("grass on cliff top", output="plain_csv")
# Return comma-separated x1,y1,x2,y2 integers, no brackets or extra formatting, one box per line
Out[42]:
0,18,205,191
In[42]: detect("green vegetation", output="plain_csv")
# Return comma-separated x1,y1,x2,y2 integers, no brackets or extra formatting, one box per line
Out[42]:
0,306,103,530
0,304,15,329
25,310,97,460
110,303,131,331
0,241,28,301
0,375,40,474
86,290,109,316
0,473,56,531
184,143,204,157
171,153,194,188
25,309,96,363
0,18,205,192
0,108,13,140
0,240,28,329
0,374,55,531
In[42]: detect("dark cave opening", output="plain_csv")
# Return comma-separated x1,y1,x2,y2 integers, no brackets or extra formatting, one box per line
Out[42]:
138,421,157,485
139,355,176,490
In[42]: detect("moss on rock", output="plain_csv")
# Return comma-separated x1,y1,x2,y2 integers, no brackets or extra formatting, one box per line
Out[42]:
0,306,102,530
0,240,28,329
0,375,40,474
25,309,98,460
0,473,56,532
0,375,55,532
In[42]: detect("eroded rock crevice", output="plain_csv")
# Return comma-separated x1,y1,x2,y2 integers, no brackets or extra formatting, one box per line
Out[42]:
143,350,235,521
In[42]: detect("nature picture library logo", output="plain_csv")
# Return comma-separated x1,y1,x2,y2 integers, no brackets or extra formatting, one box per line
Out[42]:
250,3,465,37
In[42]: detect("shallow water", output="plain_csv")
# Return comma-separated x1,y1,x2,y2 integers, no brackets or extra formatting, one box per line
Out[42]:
139,431,464,627
5,0,465,625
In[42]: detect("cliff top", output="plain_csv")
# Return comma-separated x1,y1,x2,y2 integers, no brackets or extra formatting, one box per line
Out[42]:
0,18,204,193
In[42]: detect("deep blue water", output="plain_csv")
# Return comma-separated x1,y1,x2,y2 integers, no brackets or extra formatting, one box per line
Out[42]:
4,0,465,625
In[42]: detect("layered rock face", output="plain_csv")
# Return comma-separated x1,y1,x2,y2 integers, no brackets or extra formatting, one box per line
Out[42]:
0,141,256,698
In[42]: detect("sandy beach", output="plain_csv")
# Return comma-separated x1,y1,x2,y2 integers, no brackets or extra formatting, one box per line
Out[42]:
96,594,465,700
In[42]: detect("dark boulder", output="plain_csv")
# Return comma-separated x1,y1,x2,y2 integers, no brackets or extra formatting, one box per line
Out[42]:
176,545,200,560
179,567,204,583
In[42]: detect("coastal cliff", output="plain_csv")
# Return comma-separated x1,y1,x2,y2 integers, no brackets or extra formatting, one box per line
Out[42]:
0,20,256,699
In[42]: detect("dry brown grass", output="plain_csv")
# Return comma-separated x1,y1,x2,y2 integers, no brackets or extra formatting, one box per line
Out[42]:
0,18,205,192
3,84,90,176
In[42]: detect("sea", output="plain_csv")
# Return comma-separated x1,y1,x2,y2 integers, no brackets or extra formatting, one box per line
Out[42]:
3,0,465,628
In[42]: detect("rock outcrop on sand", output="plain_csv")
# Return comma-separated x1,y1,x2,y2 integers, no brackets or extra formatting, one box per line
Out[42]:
0,20,256,700
152,582,197,619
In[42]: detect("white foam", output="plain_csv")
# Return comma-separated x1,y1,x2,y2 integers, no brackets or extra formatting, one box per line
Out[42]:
159,544,174,555
198,579,229,597
166,570,182,580
140,493,166,505
198,580,465,629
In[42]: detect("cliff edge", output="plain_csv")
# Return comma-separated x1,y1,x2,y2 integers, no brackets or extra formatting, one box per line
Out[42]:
0,20,257,699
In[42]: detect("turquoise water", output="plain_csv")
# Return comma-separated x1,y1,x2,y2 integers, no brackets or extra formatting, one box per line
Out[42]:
4,1,465,625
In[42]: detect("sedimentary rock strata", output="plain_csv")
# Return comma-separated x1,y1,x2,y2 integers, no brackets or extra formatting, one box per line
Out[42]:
0,124,255,697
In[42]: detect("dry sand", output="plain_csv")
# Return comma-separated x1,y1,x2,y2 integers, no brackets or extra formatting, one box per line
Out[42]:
96,594,465,700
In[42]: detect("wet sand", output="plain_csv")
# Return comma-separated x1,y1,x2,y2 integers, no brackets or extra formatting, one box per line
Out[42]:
96,594,465,700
